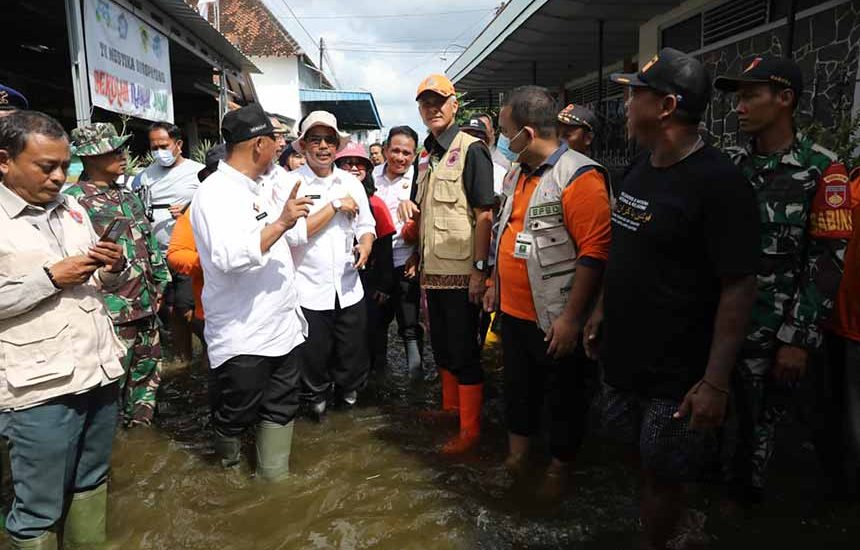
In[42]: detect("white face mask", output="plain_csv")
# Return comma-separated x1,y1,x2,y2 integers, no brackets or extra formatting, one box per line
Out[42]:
154,148,177,167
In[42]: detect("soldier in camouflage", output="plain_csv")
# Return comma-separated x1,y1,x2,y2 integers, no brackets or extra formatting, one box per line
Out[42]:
715,57,850,504
66,123,171,426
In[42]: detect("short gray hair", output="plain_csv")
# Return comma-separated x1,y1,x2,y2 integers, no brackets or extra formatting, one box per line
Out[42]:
504,85,559,139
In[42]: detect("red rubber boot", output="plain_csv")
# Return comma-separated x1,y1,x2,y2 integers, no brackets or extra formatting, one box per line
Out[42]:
442,383,482,455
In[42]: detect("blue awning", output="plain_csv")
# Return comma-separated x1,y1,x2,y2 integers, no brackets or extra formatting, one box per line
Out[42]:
299,89,382,131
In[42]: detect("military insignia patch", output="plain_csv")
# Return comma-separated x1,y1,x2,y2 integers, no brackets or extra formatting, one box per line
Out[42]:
825,185,847,208
744,57,763,73
69,209,84,224
446,148,460,167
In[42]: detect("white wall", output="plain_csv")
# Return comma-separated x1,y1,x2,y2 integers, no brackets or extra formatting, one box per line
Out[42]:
250,56,302,132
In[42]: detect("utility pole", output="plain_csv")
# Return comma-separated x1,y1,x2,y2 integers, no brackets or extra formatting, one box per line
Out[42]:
319,37,325,88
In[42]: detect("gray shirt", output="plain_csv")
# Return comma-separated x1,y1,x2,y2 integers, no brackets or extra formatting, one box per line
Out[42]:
133,158,204,251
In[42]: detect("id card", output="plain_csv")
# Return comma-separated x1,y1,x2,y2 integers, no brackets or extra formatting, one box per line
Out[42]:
513,233,533,259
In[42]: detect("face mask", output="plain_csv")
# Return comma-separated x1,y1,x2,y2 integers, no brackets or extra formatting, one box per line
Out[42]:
154,148,177,168
496,134,518,162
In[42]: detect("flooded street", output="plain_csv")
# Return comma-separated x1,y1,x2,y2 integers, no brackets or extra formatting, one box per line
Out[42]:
4,333,859,550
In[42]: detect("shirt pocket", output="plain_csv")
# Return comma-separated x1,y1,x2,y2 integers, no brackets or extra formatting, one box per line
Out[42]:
433,217,472,260
758,181,808,256
433,177,466,216
530,216,576,267
1,320,74,389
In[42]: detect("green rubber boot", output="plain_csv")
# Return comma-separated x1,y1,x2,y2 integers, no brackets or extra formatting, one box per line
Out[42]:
10,531,58,550
255,420,294,482
63,483,107,546
214,433,241,468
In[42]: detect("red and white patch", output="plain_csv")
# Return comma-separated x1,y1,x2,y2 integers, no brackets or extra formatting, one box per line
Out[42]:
825,185,847,208
744,57,763,73
446,148,461,167
69,209,84,224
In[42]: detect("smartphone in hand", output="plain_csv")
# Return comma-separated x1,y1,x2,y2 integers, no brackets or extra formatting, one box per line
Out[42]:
100,217,131,243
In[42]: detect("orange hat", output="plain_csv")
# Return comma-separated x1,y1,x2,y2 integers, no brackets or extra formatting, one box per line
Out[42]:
416,74,455,100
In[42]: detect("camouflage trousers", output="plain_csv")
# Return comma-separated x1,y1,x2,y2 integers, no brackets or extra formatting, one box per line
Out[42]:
115,316,163,426
729,354,799,501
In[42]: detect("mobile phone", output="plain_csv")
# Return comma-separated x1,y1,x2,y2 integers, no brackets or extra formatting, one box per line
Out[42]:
100,217,131,243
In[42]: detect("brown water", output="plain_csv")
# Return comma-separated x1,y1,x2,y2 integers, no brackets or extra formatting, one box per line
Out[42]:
5,336,860,549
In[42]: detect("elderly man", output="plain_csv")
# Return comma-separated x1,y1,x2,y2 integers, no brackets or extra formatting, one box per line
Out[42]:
399,74,496,455
65,123,171,427
289,111,376,419
0,111,128,549
191,104,312,481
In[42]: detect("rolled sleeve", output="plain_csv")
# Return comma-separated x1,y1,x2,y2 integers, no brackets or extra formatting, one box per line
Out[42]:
0,267,60,320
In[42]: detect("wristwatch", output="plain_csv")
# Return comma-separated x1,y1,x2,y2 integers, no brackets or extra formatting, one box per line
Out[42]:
332,198,343,212
473,260,489,273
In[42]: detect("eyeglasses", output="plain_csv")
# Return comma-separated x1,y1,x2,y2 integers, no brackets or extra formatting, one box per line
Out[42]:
305,135,339,146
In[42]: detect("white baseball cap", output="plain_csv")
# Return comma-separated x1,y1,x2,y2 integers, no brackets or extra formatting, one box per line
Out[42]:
294,110,351,153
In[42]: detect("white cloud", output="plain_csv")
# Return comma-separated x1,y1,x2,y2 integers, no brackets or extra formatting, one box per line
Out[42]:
261,0,499,142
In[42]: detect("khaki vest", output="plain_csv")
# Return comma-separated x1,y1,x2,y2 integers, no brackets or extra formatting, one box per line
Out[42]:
416,131,482,276
0,196,126,411
494,149,610,333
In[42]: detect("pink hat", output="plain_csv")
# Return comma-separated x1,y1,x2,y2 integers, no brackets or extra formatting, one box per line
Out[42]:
334,141,373,171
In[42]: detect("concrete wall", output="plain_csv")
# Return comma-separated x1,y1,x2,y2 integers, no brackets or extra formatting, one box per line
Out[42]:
249,56,302,131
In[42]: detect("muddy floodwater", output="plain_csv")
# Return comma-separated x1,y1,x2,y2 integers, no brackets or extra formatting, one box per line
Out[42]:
3,334,860,549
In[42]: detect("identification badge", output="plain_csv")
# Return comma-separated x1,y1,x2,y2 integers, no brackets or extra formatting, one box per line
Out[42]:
256,212,268,221
529,202,562,218
513,233,533,259
306,194,321,200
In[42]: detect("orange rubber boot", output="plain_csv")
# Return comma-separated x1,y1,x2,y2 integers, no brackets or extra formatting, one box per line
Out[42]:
442,383,482,455
418,369,459,423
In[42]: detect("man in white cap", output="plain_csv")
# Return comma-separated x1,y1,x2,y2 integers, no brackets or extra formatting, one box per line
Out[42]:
289,111,376,420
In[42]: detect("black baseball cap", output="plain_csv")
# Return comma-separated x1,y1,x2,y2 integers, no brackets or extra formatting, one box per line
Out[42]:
221,103,275,144
557,103,598,132
714,56,803,96
461,116,489,137
610,47,711,115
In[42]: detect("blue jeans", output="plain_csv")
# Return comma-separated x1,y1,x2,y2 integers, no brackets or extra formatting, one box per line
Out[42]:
0,383,118,539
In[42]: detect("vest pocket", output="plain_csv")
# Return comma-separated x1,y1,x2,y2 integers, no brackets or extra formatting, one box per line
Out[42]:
1,321,74,389
534,227,576,267
433,217,472,260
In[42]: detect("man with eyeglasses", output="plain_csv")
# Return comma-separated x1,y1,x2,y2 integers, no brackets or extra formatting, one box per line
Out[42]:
66,123,171,427
289,111,376,420
398,74,495,455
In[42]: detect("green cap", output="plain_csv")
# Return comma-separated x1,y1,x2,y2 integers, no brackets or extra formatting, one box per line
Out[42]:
70,123,131,157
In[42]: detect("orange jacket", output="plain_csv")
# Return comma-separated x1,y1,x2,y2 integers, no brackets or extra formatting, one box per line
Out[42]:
166,210,204,320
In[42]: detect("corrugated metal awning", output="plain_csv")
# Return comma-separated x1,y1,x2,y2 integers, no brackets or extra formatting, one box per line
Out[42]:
299,89,383,131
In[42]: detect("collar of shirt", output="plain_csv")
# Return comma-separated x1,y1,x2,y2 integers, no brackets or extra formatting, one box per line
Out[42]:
296,162,346,188
217,160,263,195
423,123,460,158
376,163,414,186
520,143,569,177
0,183,68,218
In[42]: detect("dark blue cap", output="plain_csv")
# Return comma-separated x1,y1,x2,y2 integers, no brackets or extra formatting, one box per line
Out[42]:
0,84,29,111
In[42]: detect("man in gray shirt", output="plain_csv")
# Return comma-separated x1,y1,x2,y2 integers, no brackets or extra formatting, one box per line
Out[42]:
134,122,203,362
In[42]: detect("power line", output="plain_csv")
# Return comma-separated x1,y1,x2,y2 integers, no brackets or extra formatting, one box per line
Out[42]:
274,0,318,51
290,7,497,20
326,48,466,54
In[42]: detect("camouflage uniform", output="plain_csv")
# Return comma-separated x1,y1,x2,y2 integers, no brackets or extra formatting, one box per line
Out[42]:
726,133,849,500
66,123,171,426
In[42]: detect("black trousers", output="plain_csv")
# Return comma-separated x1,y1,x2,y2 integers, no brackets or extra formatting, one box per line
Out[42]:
210,348,302,437
502,313,594,462
370,266,424,367
426,288,483,385
301,298,369,401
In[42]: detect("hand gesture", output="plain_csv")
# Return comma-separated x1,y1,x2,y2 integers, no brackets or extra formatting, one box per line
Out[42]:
404,253,419,279
279,182,313,230
89,241,126,273
338,196,359,217
353,241,372,270
397,200,420,222
674,380,729,431
47,255,100,288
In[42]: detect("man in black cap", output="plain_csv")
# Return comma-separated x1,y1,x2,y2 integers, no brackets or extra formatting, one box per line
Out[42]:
0,84,29,116
715,57,850,505
557,103,598,155
584,48,760,548
191,103,313,482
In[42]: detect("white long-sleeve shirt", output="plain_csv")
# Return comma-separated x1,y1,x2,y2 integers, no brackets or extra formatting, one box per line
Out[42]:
289,164,376,311
191,161,307,369
373,163,415,268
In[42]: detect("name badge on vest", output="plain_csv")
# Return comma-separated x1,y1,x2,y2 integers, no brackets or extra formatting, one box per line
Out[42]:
529,202,562,218
513,233,533,259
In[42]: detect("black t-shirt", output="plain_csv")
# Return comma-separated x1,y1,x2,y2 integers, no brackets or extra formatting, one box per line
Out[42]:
424,125,496,209
602,145,759,399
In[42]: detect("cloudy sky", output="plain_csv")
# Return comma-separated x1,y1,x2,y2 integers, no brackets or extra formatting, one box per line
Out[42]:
260,0,503,138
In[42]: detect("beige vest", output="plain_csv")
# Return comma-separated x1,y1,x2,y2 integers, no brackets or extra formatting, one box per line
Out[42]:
416,131,481,276
0,196,126,411
494,149,610,333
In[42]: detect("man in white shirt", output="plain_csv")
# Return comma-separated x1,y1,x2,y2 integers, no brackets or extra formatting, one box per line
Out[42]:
191,104,312,482
373,126,423,375
134,122,204,362
290,111,376,419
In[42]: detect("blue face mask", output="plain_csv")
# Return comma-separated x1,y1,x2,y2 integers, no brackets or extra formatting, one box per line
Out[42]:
496,134,518,162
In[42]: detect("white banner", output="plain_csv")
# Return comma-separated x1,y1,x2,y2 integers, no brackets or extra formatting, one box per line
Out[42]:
84,0,174,122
